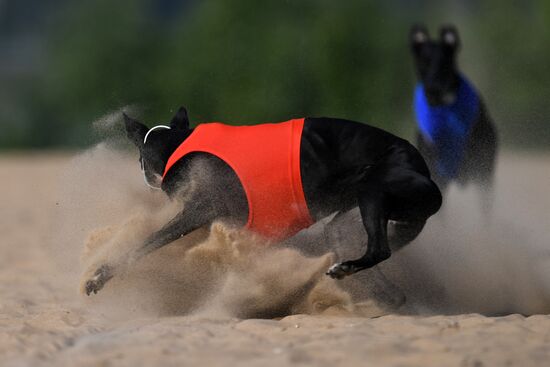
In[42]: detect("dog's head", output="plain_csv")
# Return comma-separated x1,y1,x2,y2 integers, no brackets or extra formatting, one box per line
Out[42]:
123,107,192,189
410,24,461,106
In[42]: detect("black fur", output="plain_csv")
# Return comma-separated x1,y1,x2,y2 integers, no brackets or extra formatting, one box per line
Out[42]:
85,108,442,295
410,24,498,204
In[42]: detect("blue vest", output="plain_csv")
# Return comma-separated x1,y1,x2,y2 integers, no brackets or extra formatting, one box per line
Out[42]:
414,75,480,178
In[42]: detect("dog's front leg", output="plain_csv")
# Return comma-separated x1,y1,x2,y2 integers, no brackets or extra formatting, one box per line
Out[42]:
84,201,216,296
84,264,114,295
327,190,390,279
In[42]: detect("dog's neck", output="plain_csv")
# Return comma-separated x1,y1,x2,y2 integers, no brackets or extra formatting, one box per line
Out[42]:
414,74,479,124
158,128,195,194
160,129,195,169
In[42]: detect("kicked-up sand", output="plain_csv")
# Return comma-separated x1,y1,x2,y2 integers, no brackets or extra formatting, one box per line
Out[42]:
1,149,550,367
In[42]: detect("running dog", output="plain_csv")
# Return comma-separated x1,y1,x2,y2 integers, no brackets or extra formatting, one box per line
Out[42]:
410,24,497,208
84,108,442,295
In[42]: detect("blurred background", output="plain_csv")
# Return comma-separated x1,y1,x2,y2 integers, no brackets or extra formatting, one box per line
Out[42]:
0,0,549,150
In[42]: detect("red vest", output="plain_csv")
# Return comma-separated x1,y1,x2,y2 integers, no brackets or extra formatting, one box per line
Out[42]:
163,118,313,240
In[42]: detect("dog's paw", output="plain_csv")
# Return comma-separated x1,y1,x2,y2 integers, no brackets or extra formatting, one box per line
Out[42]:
84,264,114,296
326,262,361,279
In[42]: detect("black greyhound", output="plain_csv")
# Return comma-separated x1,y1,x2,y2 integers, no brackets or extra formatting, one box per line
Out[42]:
84,108,442,295
410,24,497,208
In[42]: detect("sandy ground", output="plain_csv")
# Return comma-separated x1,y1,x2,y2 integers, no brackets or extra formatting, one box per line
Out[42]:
1,151,550,367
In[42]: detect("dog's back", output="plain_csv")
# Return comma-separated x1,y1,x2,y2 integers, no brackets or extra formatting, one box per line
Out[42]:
300,117,431,218
165,117,429,221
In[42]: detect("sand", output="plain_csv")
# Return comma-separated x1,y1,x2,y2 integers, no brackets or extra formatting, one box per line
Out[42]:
1,151,550,367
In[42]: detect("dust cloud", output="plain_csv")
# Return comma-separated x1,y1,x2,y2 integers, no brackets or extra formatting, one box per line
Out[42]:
54,143,384,320
53,113,550,318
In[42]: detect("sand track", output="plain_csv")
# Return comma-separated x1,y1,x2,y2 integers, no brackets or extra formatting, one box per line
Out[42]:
1,152,550,366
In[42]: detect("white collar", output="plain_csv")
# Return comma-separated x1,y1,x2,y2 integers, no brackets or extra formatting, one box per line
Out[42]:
141,125,171,190
143,125,171,144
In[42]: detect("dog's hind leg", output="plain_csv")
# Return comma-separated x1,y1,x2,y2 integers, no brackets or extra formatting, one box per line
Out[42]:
327,186,391,279
364,266,407,310
477,141,497,218
323,211,408,310
387,220,426,251
327,154,442,279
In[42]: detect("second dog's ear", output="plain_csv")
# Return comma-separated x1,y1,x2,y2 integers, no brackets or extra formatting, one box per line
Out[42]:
123,113,148,147
170,106,190,131
440,25,460,50
410,24,429,51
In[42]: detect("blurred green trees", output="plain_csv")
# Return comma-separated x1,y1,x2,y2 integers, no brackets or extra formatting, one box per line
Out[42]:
0,0,549,149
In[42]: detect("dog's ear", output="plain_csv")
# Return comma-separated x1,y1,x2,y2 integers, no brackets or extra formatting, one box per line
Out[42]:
440,25,460,51
410,24,429,51
123,113,148,147
170,106,190,131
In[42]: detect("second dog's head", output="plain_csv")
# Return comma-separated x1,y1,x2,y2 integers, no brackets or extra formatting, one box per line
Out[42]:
410,24,461,106
123,107,192,189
